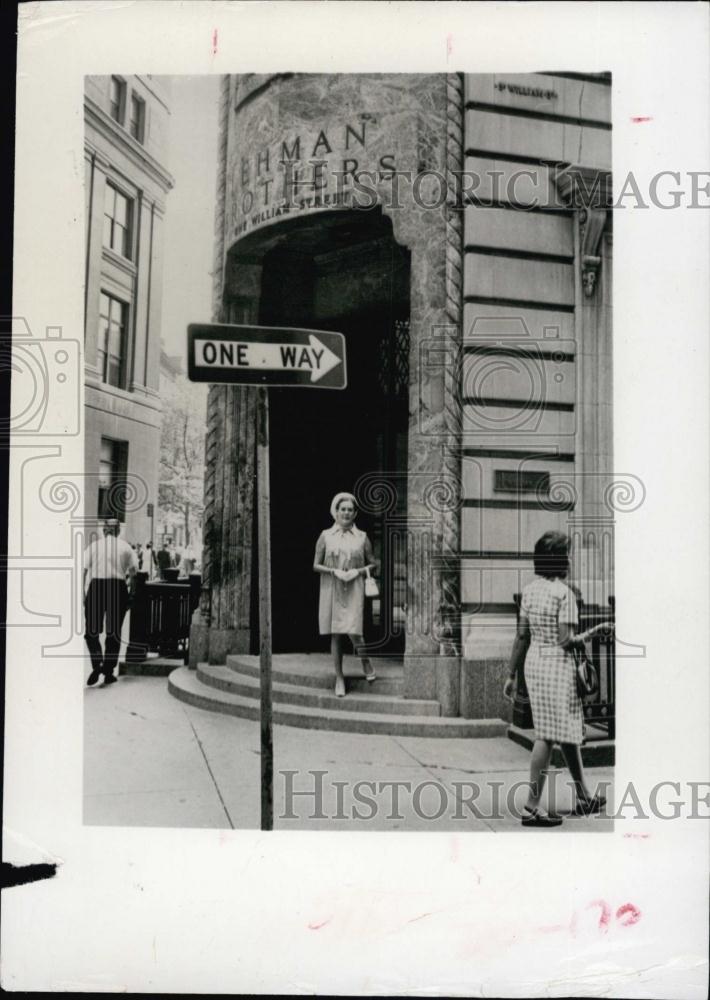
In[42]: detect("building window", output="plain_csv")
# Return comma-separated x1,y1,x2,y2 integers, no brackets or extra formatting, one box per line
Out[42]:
103,183,133,258
98,292,128,388
109,76,126,124
98,438,128,521
129,93,145,143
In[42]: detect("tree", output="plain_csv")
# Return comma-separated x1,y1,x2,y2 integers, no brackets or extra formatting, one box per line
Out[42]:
158,375,207,548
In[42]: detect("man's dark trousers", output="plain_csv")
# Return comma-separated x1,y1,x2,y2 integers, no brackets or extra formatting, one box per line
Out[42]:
84,578,129,676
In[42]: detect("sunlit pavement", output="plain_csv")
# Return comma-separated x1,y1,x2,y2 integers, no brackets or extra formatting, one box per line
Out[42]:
84,675,614,832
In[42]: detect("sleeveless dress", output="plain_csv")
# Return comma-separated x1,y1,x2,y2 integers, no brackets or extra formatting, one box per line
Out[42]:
315,524,369,635
520,576,584,745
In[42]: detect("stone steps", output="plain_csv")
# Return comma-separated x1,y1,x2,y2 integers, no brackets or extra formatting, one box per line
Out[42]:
199,663,440,717
168,667,508,739
225,653,404,696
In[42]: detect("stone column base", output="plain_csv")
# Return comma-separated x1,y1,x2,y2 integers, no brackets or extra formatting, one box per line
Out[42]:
435,656,461,717
403,653,438,701
188,611,209,669
460,657,512,722
207,627,251,664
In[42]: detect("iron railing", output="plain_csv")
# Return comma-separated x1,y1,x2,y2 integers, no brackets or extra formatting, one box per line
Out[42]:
125,571,201,666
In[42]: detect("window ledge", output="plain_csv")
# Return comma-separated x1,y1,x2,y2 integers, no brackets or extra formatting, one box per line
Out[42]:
85,375,163,414
102,245,137,276
85,372,133,398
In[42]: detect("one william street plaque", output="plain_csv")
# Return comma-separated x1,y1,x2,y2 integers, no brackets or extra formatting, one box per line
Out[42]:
187,323,347,389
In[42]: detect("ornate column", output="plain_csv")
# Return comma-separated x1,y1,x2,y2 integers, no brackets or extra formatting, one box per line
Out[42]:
189,75,231,667
432,73,465,715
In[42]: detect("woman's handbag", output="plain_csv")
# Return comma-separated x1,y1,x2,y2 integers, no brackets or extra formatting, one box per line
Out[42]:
574,644,599,699
364,567,379,598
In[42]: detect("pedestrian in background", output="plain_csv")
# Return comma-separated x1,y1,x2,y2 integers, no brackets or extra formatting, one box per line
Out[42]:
145,541,158,579
156,541,172,580
504,531,613,827
83,518,138,686
179,545,197,577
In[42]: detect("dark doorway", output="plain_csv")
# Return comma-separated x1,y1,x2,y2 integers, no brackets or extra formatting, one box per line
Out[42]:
253,210,410,654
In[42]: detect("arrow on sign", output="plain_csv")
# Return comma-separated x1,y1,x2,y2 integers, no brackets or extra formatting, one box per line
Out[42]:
195,334,341,384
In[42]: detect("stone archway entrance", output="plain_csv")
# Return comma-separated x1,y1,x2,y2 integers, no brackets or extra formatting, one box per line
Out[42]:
243,209,411,654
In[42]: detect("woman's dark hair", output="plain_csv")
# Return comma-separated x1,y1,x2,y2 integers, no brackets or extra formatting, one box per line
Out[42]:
533,531,570,579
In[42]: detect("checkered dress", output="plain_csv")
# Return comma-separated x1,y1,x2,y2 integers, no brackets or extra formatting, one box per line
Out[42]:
521,577,584,745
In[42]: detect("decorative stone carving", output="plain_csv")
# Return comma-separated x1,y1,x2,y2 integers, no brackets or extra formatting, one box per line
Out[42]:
552,164,611,298
200,75,231,631
580,207,608,297
438,72,464,657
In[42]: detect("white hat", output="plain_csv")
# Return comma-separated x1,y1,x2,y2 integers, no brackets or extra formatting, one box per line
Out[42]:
330,492,357,521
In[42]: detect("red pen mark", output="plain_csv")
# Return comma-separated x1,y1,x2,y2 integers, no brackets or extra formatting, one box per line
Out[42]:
587,898,612,933
212,28,218,56
308,918,331,931
446,33,453,58
616,902,642,927
631,116,652,123
547,900,642,940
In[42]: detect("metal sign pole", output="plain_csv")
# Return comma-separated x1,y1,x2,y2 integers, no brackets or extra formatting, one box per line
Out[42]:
148,504,155,578
256,386,273,831
187,322,346,831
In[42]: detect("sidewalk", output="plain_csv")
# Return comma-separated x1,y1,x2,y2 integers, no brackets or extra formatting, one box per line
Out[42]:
84,675,614,832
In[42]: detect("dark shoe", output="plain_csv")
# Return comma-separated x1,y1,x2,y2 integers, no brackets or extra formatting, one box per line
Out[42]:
103,673,118,686
521,806,563,828
87,670,102,687
573,793,607,816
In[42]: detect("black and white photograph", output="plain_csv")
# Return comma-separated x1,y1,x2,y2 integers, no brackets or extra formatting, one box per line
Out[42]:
82,69,618,832
2,2,708,995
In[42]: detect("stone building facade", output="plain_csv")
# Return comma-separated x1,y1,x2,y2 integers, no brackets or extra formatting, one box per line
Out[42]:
84,75,174,543
196,72,613,723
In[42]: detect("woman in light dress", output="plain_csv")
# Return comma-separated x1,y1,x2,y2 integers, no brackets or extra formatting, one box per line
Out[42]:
504,531,613,827
313,492,378,697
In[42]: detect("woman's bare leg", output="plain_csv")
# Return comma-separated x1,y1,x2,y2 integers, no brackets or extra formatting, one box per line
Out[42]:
526,739,554,810
350,633,375,678
560,742,592,801
331,635,345,695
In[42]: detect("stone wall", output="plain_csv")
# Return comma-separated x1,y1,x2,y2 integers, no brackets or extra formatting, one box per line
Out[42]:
459,72,612,714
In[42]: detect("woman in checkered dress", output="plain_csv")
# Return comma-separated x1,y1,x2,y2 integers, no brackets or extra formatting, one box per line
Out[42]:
504,531,612,827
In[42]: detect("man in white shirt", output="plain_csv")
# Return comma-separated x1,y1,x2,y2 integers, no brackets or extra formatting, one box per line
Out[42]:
83,518,138,686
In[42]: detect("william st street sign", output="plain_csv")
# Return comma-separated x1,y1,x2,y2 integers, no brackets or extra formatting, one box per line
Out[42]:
187,323,347,389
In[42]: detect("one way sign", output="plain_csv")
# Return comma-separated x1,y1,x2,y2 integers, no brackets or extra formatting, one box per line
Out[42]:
187,323,347,389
